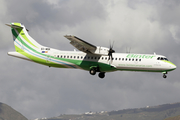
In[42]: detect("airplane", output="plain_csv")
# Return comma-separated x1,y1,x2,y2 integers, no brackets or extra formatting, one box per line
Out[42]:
6,23,176,79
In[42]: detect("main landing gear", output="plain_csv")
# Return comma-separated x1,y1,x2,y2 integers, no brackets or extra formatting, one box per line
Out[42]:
98,72,105,78
89,67,105,78
89,68,96,75
163,72,167,78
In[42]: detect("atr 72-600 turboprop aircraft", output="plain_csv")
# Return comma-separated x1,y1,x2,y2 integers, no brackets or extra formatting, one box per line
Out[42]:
6,23,176,78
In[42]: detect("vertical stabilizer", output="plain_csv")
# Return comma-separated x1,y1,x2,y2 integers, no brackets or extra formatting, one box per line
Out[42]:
6,23,44,52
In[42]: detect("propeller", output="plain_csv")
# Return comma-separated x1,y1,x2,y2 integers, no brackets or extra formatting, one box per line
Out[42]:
108,41,115,61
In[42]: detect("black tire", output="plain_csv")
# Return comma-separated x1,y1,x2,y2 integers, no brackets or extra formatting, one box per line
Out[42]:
89,68,96,75
163,74,167,78
98,72,105,78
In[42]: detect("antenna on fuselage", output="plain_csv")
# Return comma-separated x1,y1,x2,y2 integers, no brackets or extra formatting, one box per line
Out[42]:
154,52,156,56
126,47,131,53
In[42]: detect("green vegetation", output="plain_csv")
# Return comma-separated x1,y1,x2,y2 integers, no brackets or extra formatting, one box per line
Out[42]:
164,115,180,120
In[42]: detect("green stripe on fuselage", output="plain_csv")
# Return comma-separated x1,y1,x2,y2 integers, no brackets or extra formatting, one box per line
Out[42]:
60,58,116,72
162,60,176,66
15,45,68,68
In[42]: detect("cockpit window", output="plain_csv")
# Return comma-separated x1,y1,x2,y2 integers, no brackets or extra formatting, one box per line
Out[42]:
157,57,169,61
164,58,169,61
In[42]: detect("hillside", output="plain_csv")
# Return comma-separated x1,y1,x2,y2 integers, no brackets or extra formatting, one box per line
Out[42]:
0,102,27,120
40,102,180,120
165,115,180,120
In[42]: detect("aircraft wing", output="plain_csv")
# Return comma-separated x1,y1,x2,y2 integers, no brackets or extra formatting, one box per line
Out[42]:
64,35,97,53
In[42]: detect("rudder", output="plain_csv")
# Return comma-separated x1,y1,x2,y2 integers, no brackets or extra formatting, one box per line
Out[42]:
6,23,44,52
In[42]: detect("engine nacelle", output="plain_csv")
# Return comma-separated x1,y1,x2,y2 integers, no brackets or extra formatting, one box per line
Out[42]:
93,46,109,55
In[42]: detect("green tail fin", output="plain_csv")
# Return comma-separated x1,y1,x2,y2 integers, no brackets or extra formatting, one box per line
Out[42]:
6,23,44,52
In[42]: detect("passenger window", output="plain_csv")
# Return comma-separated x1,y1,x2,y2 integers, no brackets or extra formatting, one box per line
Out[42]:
77,56,79,59
57,55,59,58
81,56,83,59
88,56,90,59
70,56,72,58
132,59,134,61
67,56,69,58
160,57,164,60
74,56,76,59
122,58,124,61
64,56,66,58
105,57,107,60
61,55,63,58
139,59,141,61
102,57,104,60
115,58,117,60
129,58,131,61
125,58,127,61
119,58,121,60
136,59,138,61
94,57,97,59
91,57,93,59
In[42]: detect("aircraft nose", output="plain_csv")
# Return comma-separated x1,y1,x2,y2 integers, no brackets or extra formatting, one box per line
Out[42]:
170,62,176,70
173,64,176,69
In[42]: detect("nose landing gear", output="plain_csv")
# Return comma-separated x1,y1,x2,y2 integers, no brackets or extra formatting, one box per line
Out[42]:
163,72,167,78
163,74,167,78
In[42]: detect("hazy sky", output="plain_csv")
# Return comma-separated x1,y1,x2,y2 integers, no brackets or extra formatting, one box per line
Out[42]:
1,0,180,119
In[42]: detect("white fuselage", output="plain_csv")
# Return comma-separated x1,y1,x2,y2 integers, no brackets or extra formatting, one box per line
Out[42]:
40,49,176,72
8,47,176,73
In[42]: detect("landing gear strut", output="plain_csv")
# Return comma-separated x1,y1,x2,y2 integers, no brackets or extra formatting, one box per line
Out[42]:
163,72,167,78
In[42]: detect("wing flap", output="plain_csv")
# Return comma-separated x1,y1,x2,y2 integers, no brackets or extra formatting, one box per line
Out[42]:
64,35,97,53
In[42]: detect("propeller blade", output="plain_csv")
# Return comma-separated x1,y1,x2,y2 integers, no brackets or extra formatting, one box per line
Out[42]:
108,41,115,61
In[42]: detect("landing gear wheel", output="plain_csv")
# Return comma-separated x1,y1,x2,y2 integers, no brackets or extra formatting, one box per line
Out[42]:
98,72,105,78
89,68,96,75
163,74,167,78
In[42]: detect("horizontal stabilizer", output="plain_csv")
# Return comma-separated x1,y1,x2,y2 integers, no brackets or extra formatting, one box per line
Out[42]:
8,51,32,61
5,23,23,29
